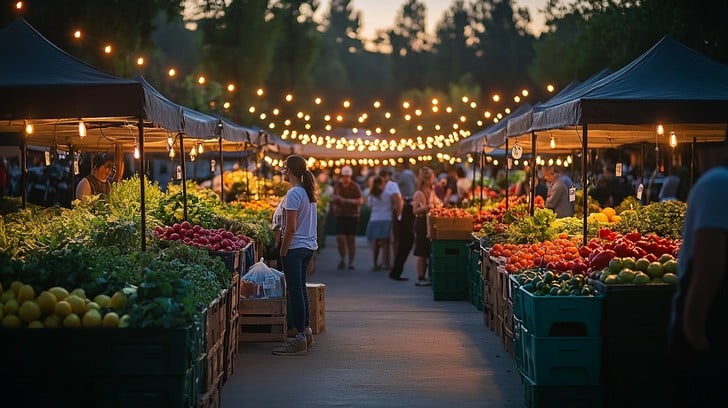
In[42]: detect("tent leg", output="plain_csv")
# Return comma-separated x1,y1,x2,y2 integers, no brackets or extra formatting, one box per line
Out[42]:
504,138,509,211
691,136,696,189
582,124,588,247
219,136,224,202
179,133,188,221
530,132,537,216
479,147,485,212
138,118,146,252
20,139,27,209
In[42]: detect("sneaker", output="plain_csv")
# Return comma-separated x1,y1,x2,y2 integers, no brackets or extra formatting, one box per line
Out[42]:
337,261,346,270
272,337,307,356
415,279,432,286
389,275,409,281
305,327,315,349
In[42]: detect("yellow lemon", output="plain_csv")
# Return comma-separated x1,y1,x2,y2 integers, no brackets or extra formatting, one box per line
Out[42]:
3,299,19,315
43,314,62,328
54,300,72,318
93,294,111,308
66,295,86,315
118,314,131,328
82,309,102,328
2,314,22,328
110,292,128,311
71,288,86,300
17,284,35,304
37,291,57,316
28,320,44,328
63,313,81,328
19,301,41,323
102,312,120,328
87,302,100,311
48,287,69,301
10,281,24,295
0,290,15,303
602,207,616,219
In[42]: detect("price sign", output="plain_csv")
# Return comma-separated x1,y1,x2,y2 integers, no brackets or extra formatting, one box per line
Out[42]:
615,163,623,177
176,165,182,180
507,158,513,169
636,183,644,200
569,187,576,203
210,159,216,172
44,150,51,166
73,160,79,175
511,143,523,159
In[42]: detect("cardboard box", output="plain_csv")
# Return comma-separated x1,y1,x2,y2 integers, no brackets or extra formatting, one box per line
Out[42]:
426,214,474,240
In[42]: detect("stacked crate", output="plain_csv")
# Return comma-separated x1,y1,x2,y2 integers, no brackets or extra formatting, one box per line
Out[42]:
595,282,675,407
467,238,484,311
518,286,604,407
286,283,327,336
430,240,470,301
480,248,502,330
238,298,287,343
197,292,227,407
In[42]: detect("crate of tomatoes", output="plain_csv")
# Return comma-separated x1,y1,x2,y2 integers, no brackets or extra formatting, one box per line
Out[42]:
427,208,474,240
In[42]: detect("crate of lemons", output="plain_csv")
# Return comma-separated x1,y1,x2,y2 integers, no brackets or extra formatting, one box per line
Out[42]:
1,281,129,329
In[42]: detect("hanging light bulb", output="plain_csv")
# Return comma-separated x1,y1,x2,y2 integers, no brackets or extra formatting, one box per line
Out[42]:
670,131,677,148
190,146,197,161
550,135,556,149
78,120,87,138
25,122,33,134
167,135,174,147
133,143,140,159
197,142,204,154
169,146,175,159
657,124,664,135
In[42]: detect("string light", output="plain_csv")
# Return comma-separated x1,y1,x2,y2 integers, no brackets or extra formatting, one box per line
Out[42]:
25,122,33,134
669,131,677,147
197,142,204,154
550,135,556,149
133,143,140,159
78,120,87,138
657,124,664,135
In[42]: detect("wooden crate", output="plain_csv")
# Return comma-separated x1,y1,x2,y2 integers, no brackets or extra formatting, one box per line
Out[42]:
502,324,514,356
222,315,239,385
307,283,326,334
495,315,504,339
202,340,224,393
483,303,496,331
204,294,227,351
238,298,287,343
228,274,240,322
195,379,221,408
503,296,514,335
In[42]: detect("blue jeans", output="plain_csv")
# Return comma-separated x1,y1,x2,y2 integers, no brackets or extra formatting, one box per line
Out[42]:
281,247,314,333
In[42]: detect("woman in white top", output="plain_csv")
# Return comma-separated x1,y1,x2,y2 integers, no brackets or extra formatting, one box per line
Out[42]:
365,176,395,270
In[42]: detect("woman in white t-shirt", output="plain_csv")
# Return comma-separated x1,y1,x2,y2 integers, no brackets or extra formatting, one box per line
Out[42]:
365,176,394,270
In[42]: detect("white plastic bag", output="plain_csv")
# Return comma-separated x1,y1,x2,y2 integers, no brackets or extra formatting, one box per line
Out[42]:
240,258,285,299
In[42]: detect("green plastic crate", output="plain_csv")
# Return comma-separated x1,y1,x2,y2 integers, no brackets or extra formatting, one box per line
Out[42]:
523,373,604,408
521,327,602,386
520,287,604,337
510,274,523,320
594,281,675,337
92,368,196,408
431,255,467,300
430,239,469,257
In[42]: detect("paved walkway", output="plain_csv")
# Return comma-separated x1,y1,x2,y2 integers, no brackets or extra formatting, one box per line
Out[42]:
222,236,525,407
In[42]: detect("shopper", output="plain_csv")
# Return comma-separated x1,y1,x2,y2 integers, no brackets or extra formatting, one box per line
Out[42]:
272,155,318,356
412,167,441,286
332,165,363,270
541,165,573,218
365,176,393,270
442,166,459,207
455,165,472,205
666,127,728,406
75,152,115,200
390,164,416,281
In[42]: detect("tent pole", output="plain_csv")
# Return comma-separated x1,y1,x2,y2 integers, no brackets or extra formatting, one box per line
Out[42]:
138,118,146,251
178,133,188,221
530,132,537,216
691,136,696,189
20,136,27,209
640,142,646,203
582,124,588,247
69,145,75,205
504,138,509,211
244,143,250,200
479,145,485,212
219,136,224,202
470,153,476,205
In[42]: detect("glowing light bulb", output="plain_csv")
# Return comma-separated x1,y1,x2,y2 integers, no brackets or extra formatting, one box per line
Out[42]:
550,136,556,149
25,123,33,134
197,142,204,154
136,57,144,66
78,121,87,138
133,144,140,159
657,124,664,135
104,45,112,54
73,30,82,39
670,131,677,147
168,68,176,77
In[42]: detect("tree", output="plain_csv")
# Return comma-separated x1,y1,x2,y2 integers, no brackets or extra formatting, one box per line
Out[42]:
386,0,433,94
431,0,474,91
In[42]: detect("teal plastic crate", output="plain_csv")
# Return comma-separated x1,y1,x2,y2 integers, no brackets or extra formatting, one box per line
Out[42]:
523,373,604,408
520,287,604,337
514,317,524,375
594,281,675,337
521,328,602,386
601,335,669,388
510,274,523,320
431,255,467,300
92,368,197,408
431,239,469,257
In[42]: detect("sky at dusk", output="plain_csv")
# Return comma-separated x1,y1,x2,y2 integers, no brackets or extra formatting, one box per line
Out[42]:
316,0,549,39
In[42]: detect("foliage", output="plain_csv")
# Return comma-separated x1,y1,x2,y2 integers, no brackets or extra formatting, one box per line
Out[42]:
506,208,558,244
615,195,642,214
612,200,686,239
552,216,602,239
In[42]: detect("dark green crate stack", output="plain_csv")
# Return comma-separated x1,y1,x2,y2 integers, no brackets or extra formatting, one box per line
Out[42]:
430,240,470,300
467,239,484,310
594,282,675,407
0,325,205,408
518,286,605,408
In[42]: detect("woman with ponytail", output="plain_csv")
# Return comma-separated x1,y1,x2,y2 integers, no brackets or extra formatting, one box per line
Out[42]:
272,155,318,356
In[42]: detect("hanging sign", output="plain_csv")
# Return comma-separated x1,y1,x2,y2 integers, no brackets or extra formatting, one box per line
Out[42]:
511,143,523,159
569,187,576,203
73,160,79,175
636,183,644,200
176,165,182,180
44,151,51,166
210,159,216,173
615,163,623,177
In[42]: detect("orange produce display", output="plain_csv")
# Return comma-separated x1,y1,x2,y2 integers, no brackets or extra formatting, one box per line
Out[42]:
490,235,588,275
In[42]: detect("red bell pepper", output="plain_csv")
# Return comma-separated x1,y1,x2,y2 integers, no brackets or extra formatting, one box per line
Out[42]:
589,249,616,269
